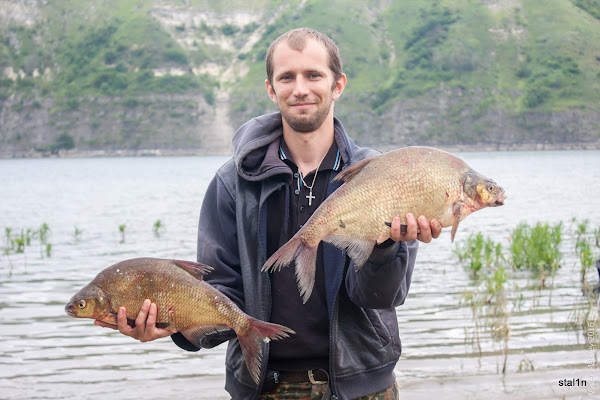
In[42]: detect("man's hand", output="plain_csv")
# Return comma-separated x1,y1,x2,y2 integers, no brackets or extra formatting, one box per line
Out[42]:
388,213,442,243
94,299,175,342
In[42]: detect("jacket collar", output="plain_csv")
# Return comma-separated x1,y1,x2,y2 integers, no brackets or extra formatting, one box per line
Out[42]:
233,112,357,182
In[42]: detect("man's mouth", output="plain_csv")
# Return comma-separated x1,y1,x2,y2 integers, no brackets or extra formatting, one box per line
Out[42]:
290,102,314,109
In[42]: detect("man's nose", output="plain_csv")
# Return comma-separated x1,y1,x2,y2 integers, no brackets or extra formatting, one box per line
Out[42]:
293,76,310,97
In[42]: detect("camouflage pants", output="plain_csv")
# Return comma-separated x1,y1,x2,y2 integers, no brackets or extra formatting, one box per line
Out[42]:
257,381,399,400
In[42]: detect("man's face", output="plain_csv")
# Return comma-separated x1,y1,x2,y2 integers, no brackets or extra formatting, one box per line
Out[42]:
266,40,345,133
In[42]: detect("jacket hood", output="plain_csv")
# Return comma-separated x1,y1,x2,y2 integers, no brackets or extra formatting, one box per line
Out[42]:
232,112,359,182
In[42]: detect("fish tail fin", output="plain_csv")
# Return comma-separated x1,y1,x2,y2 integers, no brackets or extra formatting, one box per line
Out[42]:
262,235,319,304
238,318,295,384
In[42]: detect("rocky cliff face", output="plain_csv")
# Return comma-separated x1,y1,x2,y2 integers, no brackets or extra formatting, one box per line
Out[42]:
0,93,233,156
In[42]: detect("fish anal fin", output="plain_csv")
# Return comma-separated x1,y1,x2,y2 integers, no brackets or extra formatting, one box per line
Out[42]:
172,259,214,280
332,157,374,183
324,235,376,270
451,203,463,242
181,324,232,347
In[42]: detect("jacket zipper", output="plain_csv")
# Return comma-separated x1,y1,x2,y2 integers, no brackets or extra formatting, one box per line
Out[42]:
253,181,284,400
328,265,344,399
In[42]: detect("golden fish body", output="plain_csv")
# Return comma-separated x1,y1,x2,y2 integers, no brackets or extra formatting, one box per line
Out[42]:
263,146,506,302
66,257,294,383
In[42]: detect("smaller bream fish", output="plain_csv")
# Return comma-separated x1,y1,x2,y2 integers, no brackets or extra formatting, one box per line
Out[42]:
65,257,294,383
262,146,506,303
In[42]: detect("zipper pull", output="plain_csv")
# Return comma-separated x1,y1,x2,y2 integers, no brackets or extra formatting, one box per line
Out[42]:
273,371,279,384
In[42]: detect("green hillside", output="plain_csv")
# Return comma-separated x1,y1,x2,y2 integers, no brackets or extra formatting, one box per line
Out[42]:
1,0,599,155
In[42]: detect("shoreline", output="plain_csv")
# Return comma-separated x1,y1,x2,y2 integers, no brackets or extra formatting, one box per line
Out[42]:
1,141,599,159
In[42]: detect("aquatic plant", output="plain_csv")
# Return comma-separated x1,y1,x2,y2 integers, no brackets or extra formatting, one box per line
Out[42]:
4,227,11,249
460,259,511,374
119,224,126,243
11,229,33,253
517,357,535,373
486,265,510,374
74,226,83,241
509,221,562,289
38,223,50,243
573,218,600,294
454,232,504,279
37,223,50,257
153,219,164,238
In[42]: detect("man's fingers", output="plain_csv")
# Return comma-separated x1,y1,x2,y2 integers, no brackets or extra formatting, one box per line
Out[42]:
117,306,136,336
140,302,159,342
405,213,418,240
416,215,432,243
430,219,442,239
133,299,150,338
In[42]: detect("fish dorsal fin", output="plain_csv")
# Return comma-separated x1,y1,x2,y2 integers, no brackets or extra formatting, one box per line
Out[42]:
332,157,374,183
181,324,232,348
172,260,214,280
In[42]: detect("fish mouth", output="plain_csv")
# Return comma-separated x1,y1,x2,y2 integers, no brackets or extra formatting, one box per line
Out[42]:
65,302,76,317
495,192,508,206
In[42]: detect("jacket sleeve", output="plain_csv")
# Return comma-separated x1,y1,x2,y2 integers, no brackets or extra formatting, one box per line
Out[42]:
345,239,419,309
171,167,242,351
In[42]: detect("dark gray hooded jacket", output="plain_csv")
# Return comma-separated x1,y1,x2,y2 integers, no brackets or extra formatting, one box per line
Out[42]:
172,112,418,400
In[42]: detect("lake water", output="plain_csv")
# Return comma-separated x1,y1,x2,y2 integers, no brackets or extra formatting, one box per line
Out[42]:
1,150,599,400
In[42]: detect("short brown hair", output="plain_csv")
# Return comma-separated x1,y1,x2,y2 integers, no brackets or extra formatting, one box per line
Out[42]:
265,28,343,87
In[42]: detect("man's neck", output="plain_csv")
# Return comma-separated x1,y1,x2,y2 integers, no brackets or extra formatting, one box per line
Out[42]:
282,117,335,176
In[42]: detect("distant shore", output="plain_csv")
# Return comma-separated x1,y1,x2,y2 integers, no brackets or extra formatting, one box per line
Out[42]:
1,141,599,159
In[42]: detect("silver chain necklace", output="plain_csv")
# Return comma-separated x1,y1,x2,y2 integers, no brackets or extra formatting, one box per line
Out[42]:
299,151,327,206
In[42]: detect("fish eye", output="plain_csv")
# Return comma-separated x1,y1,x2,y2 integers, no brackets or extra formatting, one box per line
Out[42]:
77,300,86,309
488,185,495,192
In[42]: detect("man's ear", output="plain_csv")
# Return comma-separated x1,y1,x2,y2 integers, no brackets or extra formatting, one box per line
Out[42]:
332,73,347,101
265,79,277,103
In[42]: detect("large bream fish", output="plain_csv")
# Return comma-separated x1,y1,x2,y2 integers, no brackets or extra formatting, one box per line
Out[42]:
262,146,506,303
65,257,294,383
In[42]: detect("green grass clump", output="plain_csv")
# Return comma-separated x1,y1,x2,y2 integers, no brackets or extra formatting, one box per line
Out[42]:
509,221,562,288
455,232,504,278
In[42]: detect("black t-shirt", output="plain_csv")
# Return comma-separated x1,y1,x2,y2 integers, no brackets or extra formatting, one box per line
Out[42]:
266,139,342,372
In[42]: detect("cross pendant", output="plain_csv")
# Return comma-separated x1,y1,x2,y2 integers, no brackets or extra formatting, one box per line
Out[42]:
306,189,316,206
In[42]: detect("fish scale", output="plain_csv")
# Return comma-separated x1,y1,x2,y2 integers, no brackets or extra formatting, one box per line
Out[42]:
263,146,506,303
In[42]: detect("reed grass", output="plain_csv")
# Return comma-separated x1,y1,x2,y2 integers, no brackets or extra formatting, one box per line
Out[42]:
456,233,511,374
454,232,504,279
509,221,562,289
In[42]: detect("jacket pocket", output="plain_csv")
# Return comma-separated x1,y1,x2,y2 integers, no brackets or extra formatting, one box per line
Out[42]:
364,308,393,347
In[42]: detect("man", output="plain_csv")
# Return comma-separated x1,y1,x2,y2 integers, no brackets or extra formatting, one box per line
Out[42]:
96,28,441,399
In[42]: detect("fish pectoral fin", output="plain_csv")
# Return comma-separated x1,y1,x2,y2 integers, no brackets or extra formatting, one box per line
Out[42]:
172,259,214,280
96,312,118,326
181,324,232,347
451,203,463,242
332,157,373,183
324,235,375,270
